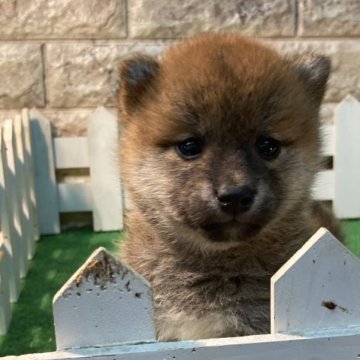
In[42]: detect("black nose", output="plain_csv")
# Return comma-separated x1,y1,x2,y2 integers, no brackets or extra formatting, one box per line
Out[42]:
217,186,256,214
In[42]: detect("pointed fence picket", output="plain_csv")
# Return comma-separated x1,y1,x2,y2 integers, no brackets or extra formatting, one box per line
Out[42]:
52,247,155,349
4,228,360,360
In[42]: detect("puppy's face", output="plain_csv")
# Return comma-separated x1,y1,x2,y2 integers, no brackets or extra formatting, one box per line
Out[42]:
119,34,330,249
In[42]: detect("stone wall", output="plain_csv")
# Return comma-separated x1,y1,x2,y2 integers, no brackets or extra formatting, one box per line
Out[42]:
0,0,359,135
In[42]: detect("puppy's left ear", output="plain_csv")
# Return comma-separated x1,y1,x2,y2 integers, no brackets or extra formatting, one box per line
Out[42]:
118,55,160,118
289,53,331,104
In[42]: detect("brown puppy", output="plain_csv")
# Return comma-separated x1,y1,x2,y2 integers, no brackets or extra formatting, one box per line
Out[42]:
117,33,342,341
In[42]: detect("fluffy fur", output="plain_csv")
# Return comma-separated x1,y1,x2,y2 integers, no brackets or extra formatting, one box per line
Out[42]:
117,33,342,341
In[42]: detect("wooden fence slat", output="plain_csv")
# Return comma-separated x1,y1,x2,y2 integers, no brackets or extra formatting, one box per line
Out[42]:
14,115,35,259
0,133,12,333
0,133,5,232
22,109,40,241
54,137,89,169
271,228,360,335
57,183,93,212
320,123,335,156
53,248,155,350
3,332,360,360
88,107,123,231
30,109,60,235
312,123,334,202
313,170,334,201
0,127,21,300
334,95,360,218
0,246,11,335
3,120,28,277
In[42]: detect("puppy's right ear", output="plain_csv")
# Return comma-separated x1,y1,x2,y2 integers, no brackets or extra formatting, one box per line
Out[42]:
118,55,159,118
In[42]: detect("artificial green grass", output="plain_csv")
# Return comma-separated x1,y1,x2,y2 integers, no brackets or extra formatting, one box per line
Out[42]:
342,220,360,257
0,221,359,356
0,228,122,356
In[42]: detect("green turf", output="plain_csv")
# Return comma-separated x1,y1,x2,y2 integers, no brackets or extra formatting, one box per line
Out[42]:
0,228,122,356
0,221,359,356
342,220,360,257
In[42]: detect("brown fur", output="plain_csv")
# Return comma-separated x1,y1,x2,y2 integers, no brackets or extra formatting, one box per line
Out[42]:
117,33,342,341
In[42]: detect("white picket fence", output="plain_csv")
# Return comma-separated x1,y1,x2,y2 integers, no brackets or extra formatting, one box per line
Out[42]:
4,228,360,360
0,110,39,335
0,95,359,351
30,95,360,229
313,95,360,218
30,107,123,234
0,107,123,335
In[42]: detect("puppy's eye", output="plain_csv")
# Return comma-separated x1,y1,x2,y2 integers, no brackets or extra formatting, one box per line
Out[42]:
256,137,281,160
176,138,203,159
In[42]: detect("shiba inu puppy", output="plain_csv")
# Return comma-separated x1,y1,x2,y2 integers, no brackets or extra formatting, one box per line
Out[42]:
117,33,342,341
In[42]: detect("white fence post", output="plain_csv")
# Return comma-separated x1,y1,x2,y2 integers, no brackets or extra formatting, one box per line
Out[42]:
30,109,60,235
0,247,11,335
21,109,40,241
0,126,21,302
88,107,123,231
52,247,155,349
14,115,35,259
333,95,360,218
2,120,28,277
0,128,12,334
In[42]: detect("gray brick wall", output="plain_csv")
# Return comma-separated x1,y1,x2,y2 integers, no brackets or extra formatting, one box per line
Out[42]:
0,0,359,134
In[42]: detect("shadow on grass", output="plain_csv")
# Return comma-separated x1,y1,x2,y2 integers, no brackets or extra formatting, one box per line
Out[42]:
0,228,122,356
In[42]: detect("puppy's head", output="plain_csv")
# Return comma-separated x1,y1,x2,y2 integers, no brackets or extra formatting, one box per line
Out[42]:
118,34,330,249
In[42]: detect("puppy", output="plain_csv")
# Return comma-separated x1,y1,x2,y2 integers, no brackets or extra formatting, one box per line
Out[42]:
117,33,342,341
